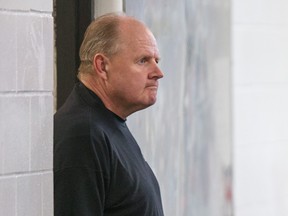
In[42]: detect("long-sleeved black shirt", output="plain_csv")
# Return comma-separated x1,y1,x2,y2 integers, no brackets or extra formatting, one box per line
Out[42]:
54,82,164,216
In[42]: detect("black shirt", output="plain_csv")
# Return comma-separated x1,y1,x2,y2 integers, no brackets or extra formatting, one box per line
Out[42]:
54,82,164,216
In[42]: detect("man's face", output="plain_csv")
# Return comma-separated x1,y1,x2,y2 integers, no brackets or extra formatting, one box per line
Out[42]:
105,21,164,114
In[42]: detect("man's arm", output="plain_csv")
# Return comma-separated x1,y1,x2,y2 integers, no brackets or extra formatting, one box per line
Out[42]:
54,167,106,216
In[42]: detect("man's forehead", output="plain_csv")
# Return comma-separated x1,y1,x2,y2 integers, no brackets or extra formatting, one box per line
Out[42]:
117,18,159,53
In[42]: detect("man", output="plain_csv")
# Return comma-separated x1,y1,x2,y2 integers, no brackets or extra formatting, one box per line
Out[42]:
54,12,164,216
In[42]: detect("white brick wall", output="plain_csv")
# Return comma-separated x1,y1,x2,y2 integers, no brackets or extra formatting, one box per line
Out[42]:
0,1,53,215
232,0,288,215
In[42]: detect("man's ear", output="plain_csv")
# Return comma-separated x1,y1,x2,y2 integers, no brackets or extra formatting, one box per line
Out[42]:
93,54,109,80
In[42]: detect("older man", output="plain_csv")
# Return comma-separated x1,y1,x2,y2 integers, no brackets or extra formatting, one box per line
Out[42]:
54,13,164,216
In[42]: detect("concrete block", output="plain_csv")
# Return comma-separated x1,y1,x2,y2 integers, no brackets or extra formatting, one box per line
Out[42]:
17,173,42,216
0,12,17,91
16,13,41,91
0,96,30,174
42,172,53,216
16,172,53,216
233,85,288,145
16,13,53,91
42,15,54,91
270,141,288,214
233,0,288,25
30,95,53,171
234,140,288,216
0,0,53,12
234,142,274,208
233,25,288,86
0,176,17,216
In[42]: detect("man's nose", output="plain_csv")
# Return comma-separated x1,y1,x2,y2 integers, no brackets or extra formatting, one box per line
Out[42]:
149,63,164,79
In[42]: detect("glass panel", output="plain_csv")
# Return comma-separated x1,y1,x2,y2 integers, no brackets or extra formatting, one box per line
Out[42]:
125,1,232,215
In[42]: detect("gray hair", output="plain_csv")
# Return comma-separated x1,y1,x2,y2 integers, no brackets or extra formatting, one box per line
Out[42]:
78,12,126,76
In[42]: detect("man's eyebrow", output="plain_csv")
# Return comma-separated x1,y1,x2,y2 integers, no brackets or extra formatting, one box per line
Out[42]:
136,51,161,61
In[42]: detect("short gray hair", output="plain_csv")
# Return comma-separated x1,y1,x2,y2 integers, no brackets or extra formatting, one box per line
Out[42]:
78,12,126,76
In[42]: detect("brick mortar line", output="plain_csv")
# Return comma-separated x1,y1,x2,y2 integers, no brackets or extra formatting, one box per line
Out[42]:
0,8,52,15
0,91,53,97
0,170,53,179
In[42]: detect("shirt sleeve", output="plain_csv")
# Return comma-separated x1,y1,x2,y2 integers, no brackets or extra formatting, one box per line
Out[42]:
54,167,106,216
54,127,111,216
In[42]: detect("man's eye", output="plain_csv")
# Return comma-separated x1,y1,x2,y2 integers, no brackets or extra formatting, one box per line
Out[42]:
139,58,147,64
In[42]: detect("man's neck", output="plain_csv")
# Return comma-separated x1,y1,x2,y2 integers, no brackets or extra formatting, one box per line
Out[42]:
79,75,128,120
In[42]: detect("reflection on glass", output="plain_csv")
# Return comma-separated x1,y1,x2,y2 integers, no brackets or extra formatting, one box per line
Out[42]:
125,0,232,215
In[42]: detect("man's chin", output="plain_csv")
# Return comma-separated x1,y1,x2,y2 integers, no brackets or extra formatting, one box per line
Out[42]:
146,97,157,107
138,98,157,110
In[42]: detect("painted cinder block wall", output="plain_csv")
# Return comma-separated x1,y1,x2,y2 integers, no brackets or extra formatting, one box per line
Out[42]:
0,1,54,215
232,0,288,215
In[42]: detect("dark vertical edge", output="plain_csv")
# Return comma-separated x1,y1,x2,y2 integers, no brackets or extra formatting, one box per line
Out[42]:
55,0,92,109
